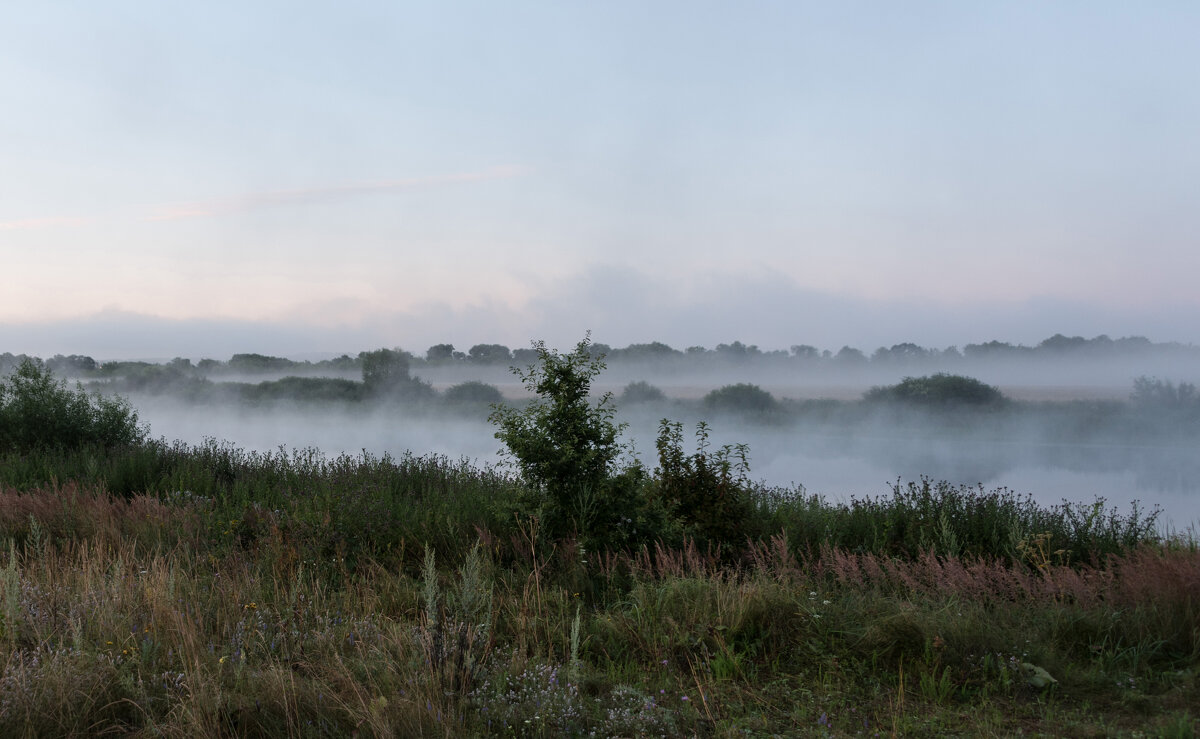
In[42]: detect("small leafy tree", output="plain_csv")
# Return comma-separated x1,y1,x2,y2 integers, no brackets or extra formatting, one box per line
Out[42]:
360,348,410,392
360,348,434,400
426,343,457,362
0,359,144,452
490,336,652,548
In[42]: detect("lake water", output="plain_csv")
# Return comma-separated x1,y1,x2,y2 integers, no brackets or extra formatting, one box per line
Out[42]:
135,398,1200,533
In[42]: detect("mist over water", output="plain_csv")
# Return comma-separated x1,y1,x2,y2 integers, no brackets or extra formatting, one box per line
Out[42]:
131,355,1200,532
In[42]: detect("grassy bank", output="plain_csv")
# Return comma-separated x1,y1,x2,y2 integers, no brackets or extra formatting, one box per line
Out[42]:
0,443,1196,737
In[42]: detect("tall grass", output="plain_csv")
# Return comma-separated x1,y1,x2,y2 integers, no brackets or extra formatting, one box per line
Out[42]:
0,442,1195,736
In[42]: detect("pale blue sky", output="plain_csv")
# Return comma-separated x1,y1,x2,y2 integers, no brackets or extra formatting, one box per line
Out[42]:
2,2,1198,358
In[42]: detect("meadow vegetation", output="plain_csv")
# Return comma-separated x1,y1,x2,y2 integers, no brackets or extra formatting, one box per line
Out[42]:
0,346,1197,736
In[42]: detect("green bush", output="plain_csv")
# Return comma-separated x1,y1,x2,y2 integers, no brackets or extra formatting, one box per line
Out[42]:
864,373,1005,406
0,359,144,452
703,383,777,415
653,420,753,554
619,381,666,404
443,381,504,407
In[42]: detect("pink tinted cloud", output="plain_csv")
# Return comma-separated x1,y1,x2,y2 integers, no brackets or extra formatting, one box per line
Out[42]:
143,165,529,221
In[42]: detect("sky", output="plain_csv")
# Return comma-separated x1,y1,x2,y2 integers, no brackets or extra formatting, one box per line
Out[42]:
2,2,1198,360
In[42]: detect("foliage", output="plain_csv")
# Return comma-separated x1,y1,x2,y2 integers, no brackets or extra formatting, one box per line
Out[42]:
237,376,362,404
489,336,649,549
426,343,457,362
443,381,504,408
467,344,512,363
765,476,1162,565
227,353,295,372
1131,376,1199,410
864,373,1006,406
360,348,434,400
702,383,777,415
360,348,410,392
619,381,666,404
0,359,144,453
490,337,622,494
654,420,753,554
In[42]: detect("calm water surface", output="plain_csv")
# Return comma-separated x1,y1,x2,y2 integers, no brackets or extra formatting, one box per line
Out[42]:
138,401,1200,532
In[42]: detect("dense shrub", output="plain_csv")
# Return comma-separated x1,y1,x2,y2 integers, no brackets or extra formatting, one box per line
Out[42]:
702,383,777,414
864,373,1005,406
0,359,144,452
443,381,504,407
654,420,753,554
619,381,666,404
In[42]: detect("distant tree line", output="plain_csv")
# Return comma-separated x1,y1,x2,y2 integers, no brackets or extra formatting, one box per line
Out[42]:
420,333,1191,367
2,333,1193,382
